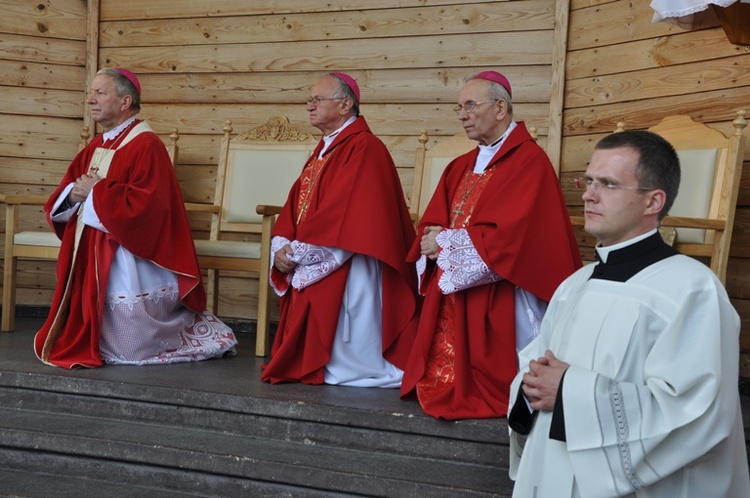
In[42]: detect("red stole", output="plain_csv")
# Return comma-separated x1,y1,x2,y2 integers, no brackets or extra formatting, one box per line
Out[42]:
296,154,331,224
416,167,496,407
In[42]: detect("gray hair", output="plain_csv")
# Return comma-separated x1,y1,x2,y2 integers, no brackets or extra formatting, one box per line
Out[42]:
468,75,513,115
329,73,360,117
96,68,141,110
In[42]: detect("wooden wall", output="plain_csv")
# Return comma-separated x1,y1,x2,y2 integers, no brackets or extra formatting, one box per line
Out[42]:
1,0,749,372
0,0,87,309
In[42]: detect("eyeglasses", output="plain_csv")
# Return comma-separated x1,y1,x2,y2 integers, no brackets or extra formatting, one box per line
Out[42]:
453,100,499,114
574,178,656,192
306,97,343,107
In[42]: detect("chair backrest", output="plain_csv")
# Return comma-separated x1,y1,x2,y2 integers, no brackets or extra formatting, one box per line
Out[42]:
409,131,475,221
613,111,747,283
656,112,747,283
213,117,318,237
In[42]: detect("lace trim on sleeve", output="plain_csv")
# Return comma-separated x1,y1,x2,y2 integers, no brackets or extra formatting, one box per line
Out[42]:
288,241,343,290
435,228,502,294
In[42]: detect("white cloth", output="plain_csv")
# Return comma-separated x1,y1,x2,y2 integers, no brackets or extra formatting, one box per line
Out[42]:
50,162,237,366
270,235,403,388
324,254,403,388
509,255,750,497
650,0,742,27
474,121,516,173
319,116,357,158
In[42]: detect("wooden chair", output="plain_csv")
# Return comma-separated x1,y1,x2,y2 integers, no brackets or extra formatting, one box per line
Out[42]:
409,131,475,222
189,117,317,356
571,110,747,284
0,128,180,332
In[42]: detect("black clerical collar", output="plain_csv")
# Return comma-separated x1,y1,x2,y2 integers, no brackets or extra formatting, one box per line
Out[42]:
589,232,679,282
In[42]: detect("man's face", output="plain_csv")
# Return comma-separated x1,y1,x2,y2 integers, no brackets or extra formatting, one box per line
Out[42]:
307,76,346,135
582,147,656,247
456,79,505,145
87,75,129,132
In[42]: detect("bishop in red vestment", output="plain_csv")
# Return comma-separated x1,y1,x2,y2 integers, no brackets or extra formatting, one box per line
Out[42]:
400,72,581,419
261,73,419,386
34,68,237,368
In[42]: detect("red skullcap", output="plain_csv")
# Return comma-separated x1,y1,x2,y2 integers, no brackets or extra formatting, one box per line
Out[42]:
474,71,512,98
114,67,141,95
331,72,360,102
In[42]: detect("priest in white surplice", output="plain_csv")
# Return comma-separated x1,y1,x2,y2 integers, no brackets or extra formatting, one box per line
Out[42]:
508,130,750,497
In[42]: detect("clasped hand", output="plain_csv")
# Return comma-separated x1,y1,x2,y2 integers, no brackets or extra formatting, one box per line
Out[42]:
274,244,297,273
68,172,101,204
420,225,442,260
521,350,569,411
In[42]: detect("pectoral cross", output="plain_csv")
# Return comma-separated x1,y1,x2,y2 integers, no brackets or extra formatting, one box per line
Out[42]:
297,204,309,224
450,205,465,227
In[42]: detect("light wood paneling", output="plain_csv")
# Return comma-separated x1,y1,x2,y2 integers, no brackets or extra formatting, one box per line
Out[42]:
100,32,554,74
100,1,554,47
0,33,86,66
134,67,553,104
101,0,500,21
567,28,743,80
0,60,84,90
563,86,750,136
0,115,83,160
566,55,750,109
0,1,87,40
139,102,550,139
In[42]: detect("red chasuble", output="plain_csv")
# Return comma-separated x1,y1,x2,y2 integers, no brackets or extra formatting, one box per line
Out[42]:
400,122,582,420
34,120,206,368
261,116,419,384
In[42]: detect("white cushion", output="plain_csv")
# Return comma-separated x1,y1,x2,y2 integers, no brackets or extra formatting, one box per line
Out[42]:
14,231,61,247
419,156,453,217
193,239,261,259
224,148,309,224
670,148,718,244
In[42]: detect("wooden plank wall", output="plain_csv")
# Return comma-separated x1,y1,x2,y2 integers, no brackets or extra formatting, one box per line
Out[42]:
562,0,750,375
0,0,560,323
0,0,87,309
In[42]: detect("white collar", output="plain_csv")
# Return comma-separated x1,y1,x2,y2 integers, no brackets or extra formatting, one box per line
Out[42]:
102,116,138,144
320,116,357,156
473,121,516,173
595,228,658,263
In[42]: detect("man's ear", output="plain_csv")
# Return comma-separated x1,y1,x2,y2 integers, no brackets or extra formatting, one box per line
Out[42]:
645,189,667,217
121,95,133,111
495,100,507,120
339,97,353,115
